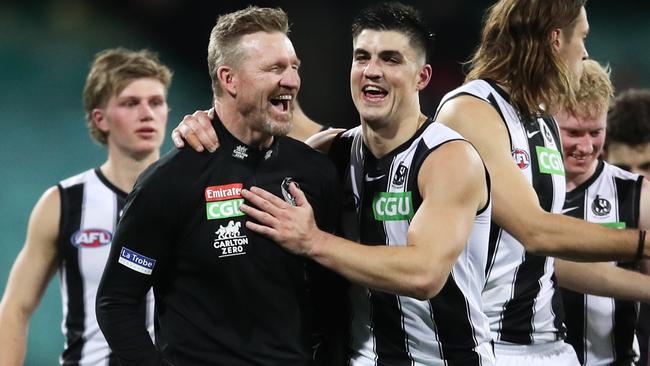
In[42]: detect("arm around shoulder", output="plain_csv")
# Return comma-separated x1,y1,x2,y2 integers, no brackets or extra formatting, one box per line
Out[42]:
0,186,61,366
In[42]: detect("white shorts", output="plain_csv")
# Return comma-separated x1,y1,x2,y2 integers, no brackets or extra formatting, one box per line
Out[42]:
494,340,579,366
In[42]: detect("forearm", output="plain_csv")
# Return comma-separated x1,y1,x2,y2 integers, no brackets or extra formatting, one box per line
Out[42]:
555,259,650,302
0,306,28,366
515,210,644,262
310,231,444,300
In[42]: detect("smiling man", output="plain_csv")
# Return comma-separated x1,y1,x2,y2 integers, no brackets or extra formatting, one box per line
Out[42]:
95,7,344,366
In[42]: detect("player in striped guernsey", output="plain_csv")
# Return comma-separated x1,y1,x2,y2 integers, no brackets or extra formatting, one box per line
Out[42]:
555,60,650,365
606,89,650,366
0,48,171,365
238,3,495,365
435,1,650,365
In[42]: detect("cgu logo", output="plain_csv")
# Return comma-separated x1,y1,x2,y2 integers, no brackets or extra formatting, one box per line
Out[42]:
206,199,244,220
372,192,414,221
70,229,112,248
535,146,565,176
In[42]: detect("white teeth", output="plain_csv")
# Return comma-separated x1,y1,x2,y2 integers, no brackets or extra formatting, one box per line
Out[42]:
274,94,292,100
363,85,382,92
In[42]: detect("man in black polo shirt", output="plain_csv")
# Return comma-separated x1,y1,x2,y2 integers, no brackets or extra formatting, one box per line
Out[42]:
96,6,343,366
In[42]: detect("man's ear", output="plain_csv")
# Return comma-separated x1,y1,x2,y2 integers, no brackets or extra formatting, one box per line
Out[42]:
551,28,562,52
217,66,236,96
416,64,432,91
92,109,109,133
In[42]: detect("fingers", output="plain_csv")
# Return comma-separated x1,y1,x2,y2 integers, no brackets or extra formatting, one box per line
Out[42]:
171,127,185,148
241,188,288,218
244,220,278,239
191,110,219,152
248,187,291,209
288,183,309,207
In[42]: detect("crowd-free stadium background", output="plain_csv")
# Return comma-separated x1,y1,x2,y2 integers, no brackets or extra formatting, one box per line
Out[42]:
1,0,649,364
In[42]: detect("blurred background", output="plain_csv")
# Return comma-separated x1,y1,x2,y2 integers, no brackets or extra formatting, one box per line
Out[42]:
1,0,649,364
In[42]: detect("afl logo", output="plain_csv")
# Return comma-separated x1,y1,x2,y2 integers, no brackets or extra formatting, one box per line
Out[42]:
591,196,611,216
512,148,530,169
70,229,113,248
392,163,408,188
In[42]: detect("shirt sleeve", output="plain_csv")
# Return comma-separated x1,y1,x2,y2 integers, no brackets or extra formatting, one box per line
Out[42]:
96,171,177,366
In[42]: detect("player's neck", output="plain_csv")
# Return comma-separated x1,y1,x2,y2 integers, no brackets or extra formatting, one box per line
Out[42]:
362,111,426,158
101,148,160,194
566,161,599,192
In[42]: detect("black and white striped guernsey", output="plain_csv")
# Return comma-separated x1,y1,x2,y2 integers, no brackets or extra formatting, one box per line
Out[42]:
436,79,568,345
57,168,154,365
328,118,494,366
561,160,643,365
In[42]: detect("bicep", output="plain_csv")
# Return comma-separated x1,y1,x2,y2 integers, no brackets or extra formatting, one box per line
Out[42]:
408,142,487,270
2,187,61,313
436,96,546,240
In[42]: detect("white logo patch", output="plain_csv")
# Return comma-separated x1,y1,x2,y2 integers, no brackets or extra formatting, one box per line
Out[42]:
232,145,248,160
214,220,249,258
118,247,156,275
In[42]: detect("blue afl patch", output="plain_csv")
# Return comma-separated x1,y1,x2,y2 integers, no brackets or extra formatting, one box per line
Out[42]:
70,229,112,248
118,247,156,275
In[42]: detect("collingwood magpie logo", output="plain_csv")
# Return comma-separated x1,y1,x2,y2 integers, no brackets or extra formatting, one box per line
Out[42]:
591,195,611,216
392,163,408,188
281,177,298,206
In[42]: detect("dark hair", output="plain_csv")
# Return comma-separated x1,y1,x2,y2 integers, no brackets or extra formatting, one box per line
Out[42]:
351,2,433,62
607,89,650,146
466,0,587,121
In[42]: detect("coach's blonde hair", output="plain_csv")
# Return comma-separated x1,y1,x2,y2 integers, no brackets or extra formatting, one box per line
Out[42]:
207,6,289,97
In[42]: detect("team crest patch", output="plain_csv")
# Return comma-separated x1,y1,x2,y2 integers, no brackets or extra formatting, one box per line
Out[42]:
512,148,530,169
232,145,248,160
118,247,156,275
70,228,112,248
214,220,249,258
205,183,244,220
281,177,298,206
392,163,408,188
591,196,611,216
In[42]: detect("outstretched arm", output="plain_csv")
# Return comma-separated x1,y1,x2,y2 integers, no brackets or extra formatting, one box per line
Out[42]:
0,187,61,366
436,95,648,261
240,140,488,300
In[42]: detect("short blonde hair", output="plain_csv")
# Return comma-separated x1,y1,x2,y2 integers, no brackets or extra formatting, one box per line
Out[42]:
207,6,289,97
566,59,613,120
83,48,172,145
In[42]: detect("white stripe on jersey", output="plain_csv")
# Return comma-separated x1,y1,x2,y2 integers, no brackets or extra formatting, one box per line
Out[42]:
436,79,567,345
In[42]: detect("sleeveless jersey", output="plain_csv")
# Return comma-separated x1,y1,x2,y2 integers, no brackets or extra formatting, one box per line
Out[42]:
561,160,643,365
436,79,568,344
57,168,154,365
329,118,495,366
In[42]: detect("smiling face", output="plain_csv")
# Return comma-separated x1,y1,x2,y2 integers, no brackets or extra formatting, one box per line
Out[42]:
350,29,429,127
557,108,606,183
557,6,590,89
232,31,301,136
94,77,168,160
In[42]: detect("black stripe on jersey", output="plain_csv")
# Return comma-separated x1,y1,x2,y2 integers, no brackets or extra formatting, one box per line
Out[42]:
485,223,503,278
613,175,643,363
561,288,587,364
613,175,642,229
58,183,85,364
429,273,481,365
500,119,553,344
360,159,411,364
550,274,566,340
327,131,354,184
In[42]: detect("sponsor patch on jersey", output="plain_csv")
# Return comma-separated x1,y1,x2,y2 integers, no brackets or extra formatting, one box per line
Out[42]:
213,220,249,258
118,247,156,275
70,228,112,248
591,196,612,216
372,191,414,221
392,163,408,188
512,148,530,169
600,221,626,229
232,145,249,160
205,183,245,220
281,177,298,206
535,146,565,176
205,183,243,202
